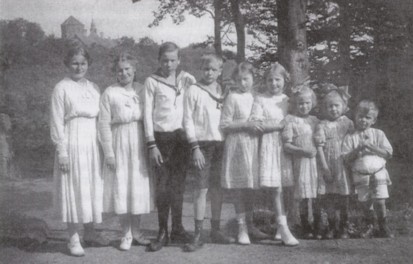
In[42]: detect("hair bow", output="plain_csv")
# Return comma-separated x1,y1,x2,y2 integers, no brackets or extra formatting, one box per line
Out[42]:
291,77,311,95
319,83,351,102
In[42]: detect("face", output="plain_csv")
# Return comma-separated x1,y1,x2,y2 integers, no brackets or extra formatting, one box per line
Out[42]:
116,61,135,86
355,110,377,131
159,50,180,75
235,73,254,93
266,73,285,95
325,96,345,120
67,54,88,81
296,94,313,116
201,61,222,85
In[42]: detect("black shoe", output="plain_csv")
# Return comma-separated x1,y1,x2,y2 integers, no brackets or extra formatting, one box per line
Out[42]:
170,227,192,244
183,220,204,252
210,229,235,244
148,229,169,252
378,217,394,238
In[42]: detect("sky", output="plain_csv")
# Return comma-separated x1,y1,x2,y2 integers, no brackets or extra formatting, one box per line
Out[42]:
0,0,214,47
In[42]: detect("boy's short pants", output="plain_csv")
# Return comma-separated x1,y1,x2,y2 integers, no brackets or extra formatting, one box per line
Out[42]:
188,141,223,189
353,168,390,202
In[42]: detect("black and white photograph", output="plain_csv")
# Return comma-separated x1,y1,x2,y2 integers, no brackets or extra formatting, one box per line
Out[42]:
0,0,413,263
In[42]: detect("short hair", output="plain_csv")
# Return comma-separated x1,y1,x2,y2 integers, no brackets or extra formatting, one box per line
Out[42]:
64,45,92,67
200,53,223,68
265,62,290,84
231,62,255,80
356,100,379,118
112,52,138,73
158,42,180,60
290,86,317,110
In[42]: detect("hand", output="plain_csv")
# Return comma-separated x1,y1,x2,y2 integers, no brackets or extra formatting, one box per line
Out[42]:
149,147,163,167
322,166,333,183
302,147,317,158
192,148,205,170
105,156,116,171
248,121,265,134
58,156,69,173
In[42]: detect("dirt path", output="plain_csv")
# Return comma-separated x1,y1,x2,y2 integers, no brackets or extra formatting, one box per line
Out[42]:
1,177,413,264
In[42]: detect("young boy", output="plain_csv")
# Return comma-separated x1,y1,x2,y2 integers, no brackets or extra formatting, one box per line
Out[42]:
182,54,234,252
342,100,394,238
144,42,196,252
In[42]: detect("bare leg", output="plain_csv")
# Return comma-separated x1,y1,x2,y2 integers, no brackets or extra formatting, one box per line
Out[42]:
194,188,208,220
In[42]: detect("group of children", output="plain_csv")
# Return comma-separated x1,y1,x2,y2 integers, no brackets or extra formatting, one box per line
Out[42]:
50,41,394,257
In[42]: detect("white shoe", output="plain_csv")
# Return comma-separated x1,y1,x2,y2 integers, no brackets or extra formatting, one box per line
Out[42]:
68,234,85,257
119,236,132,251
274,228,281,240
237,216,251,245
277,216,299,247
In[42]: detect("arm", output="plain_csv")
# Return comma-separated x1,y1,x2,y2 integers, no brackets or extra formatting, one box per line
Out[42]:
50,85,69,172
143,78,163,166
98,91,115,170
220,94,253,134
183,86,205,169
363,131,392,159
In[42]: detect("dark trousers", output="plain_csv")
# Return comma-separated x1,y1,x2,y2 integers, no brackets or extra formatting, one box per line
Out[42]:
154,130,189,231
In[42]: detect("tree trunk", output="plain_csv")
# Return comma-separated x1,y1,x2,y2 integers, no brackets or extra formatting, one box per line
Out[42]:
337,0,352,87
277,0,309,89
214,0,223,57
230,0,246,62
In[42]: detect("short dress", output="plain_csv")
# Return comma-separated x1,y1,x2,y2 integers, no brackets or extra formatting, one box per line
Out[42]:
99,83,152,215
249,93,292,187
282,114,319,199
315,116,354,195
50,77,103,224
220,91,259,189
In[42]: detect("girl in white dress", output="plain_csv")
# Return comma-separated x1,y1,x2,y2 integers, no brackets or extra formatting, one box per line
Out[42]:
98,53,151,251
220,62,260,245
50,46,108,257
249,63,298,246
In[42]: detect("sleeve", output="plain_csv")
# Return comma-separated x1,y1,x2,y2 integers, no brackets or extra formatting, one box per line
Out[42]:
341,134,354,157
378,130,393,156
98,90,115,158
143,78,157,147
281,117,293,143
314,123,326,147
249,97,264,121
183,86,198,146
219,93,236,132
50,84,68,159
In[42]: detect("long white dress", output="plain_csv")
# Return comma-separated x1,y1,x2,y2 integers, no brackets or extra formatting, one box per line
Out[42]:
249,93,292,187
98,83,151,215
220,91,259,189
50,77,103,224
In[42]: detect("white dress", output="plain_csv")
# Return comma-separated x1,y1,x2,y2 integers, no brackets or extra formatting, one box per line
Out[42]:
99,83,151,215
50,77,103,224
250,93,292,187
220,91,259,189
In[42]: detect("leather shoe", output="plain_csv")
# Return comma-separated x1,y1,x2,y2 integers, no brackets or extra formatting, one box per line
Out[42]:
148,229,169,252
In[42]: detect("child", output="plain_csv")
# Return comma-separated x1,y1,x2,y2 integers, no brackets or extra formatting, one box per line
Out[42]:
282,85,319,239
98,53,151,251
50,45,108,257
342,100,393,238
249,62,299,246
144,42,196,252
220,62,261,245
315,84,354,239
182,54,234,252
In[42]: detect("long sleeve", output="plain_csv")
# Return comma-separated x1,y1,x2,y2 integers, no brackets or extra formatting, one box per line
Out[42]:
249,98,264,121
143,78,156,146
50,85,68,159
98,91,115,158
314,123,326,147
219,94,236,133
281,117,294,144
183,86,198,144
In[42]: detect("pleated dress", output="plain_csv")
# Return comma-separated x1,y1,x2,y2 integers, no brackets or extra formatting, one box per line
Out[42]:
50,77,103,224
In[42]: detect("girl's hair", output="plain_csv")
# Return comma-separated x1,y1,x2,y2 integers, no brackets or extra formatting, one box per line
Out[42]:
356,100,379,118
200,53,223,69
63,45,92,67
231,62,255,80
265,62,290,85
290,86,317,110
112,52,138,82
158,42,180,60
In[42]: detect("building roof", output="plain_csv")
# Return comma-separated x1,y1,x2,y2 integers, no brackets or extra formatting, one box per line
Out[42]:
62,16,84,27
